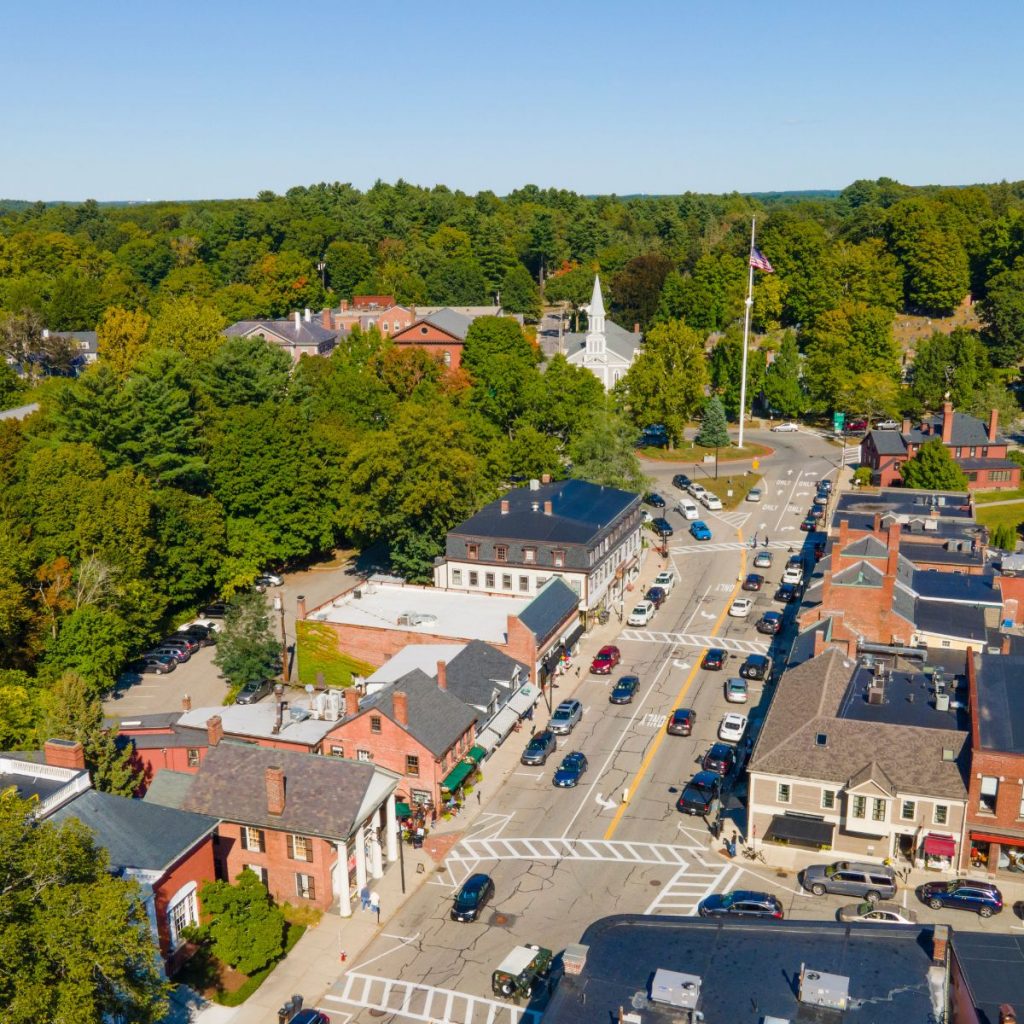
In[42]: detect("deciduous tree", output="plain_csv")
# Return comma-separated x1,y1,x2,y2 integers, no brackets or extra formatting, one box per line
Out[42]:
96,305,152,378
900,437,969,490
195,870,286,976
213,592,280,686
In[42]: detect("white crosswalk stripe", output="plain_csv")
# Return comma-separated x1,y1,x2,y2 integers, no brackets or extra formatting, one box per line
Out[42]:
619,629,770,654
325,973,541,1024
445,836,705,866
715,510,751,529
670,540,795,555
644,862,744,916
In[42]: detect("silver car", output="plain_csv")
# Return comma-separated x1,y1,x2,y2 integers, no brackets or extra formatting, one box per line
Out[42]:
801,862,897,903
549,699,583,735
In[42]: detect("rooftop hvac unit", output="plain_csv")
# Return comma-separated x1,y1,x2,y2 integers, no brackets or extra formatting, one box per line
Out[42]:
799,968,850,1011
762,1019,792,1024
289,707,310,723
651,969,701,1010
867,686,884,705
860,653,876,669
398,611,438,627
311,692,328,720
936,692,951,712
353,589,362,599
325,690,343,721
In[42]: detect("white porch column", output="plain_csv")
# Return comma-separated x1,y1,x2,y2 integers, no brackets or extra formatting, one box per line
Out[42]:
335,840,352,917
385,795,399,863
354,824,368,890
370,825,384,880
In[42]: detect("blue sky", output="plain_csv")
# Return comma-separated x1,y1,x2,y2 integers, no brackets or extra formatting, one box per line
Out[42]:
3,0,1022,201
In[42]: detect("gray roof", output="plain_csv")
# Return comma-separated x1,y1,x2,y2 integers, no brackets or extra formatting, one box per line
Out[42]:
562,320,644,362
787,619,832,667
832,561,883,587
915,409,1007,446
913,598,988,641
900,539,985,568
842,535,888,559
397,308,475,341
442,640,528,709
750,648,968,798
957,456,1019,470
911,570,1000,605
974,653,1024,753
49,790,216,873
867,428,907,455
951,930,1024,1024
224,318,338,346
181,744,377,840
518,578,580,645
360,672,477,756
142,769,198,810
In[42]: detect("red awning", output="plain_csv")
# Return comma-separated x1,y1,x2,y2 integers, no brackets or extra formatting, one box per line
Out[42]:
923,833,956,857
971,832,1024,849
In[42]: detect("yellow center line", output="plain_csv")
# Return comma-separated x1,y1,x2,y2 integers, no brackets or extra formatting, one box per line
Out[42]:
603,527,750,840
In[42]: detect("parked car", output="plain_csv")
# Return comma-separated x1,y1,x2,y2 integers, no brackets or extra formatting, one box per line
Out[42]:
800,515,818,532
813,493,828,510
147,644,190,663
846,418,868,433
641,509,653,525
746,488,762,502
667,708,696,736
609,675,640,704
756,611,783,635
801,862,898,903
645,586,668,609
877,419,899,430
590,645,621,674
916,879,1003,917
718,713,748,743
740,653,773,680
644,492,666,508
753,550,774,569
236,678,273,705
782,564,804,585
651,517,674,538
742,573,764,592
521,730,557,765
254,574,283,592
677,770,723,816
178,623,217,646
165,633,201,654
771,422,799,432
837,901,918,924
700,492,723,511
775,582,802,604
548,699,583,735
200,602,228,618
654,570,676,592
702,743,737,776
672,474,692,491
678,499,700,520
817,479,833,494
126,655,177,676
810,504,826,522
451,873,495,922
688,483,708,500
698,890,784,919
627,601,655,627
728,597,753,618
291,1012,330,1024
701,648,726,671
690,520,712,541
724,677,748,704
552,752,588,788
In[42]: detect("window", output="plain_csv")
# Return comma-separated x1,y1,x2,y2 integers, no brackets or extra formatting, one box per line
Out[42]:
553,550,565,568
519,576,530,592
329,744,344,757
167,885,198,949
406,754,420,776
933,804,949,825
295,873,316,901
1019,789,1024,819
370,715,382,734
777,783,791,803
467,544,479,561
852,795,867,818
243,864,268,886
485,572,495,588
990,470,1012,483
955,447,962,458
186,748,201,768
468,571,479,587
495,545,508,562
871,798,886,821
981,447,989,458
969,447,976,457
571,580,581,595
980,775,999,813
357,749,373,762
443,351,452,366
821,790,836,810
536,577,547,588
523,547,537,564
901,800,916,820
502,574,512,590
241,827,266,852
451,569,462,586
287,834,314,862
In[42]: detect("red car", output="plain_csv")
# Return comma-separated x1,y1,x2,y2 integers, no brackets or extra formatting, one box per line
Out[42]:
590,645,621,675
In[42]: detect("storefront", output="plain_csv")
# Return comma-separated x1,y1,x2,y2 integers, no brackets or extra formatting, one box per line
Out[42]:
967,831,1024,875
475,683,542,751
920,832,957,870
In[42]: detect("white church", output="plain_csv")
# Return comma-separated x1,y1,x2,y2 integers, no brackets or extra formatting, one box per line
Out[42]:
564,275,643,390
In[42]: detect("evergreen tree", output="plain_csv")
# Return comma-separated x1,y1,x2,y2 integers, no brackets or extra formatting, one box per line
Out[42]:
213,592,280,686
763,331,805,417
899,438,969,490
695,396,730,448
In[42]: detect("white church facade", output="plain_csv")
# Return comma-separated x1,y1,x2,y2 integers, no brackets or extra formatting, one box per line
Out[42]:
564,276,643,390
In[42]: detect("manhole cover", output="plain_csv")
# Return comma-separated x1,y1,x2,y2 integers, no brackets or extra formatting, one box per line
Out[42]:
369,1011,387,1018
649,880,662,887
493,912,509,926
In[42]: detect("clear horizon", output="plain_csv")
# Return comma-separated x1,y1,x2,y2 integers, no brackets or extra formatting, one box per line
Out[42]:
4,0,1023,202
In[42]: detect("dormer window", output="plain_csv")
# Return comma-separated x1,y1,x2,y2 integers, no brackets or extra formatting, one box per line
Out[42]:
553,549,565,568
495,545,508,562
523,547,537,564
467,544,479,561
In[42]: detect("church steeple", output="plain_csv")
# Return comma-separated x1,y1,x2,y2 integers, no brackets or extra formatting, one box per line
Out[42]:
585,274,606,360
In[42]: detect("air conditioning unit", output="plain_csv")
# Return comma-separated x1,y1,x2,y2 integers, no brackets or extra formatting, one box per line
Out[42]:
651,970,701,1010
936,693,950,712
867,686,884,705
311,693,328,720
799,968,849,1011
325,690,343,721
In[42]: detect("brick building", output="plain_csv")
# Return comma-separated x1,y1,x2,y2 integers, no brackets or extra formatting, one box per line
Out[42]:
331,297,416,337
223,309,339,363
390,308,477,370
861,401,1019,491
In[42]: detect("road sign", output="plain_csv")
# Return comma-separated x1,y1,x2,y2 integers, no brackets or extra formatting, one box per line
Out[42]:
833,411,846,432
752,458,759,470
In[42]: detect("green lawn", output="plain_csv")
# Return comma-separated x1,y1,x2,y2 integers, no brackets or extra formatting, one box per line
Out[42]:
975,501,1024,532
640,441,771,463
702,475,763,510
974,486,1024,505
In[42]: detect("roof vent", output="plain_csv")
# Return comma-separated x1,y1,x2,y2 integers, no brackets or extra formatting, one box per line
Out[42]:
651,969,701,1010
398,611,438,627
799,967,849,1011
942,747,956,761
815,733,828,747
867,685,884,705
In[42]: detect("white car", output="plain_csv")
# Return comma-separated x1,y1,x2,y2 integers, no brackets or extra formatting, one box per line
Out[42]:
678,499,699,520
728,598,753,618
725,677,749,704
700,493,723,511
746,488,762,502
719,712,748,743
653,570,676,592
782,565,804,586
771,422,800,432
641,509,653,524
688,483,708,500
627,600,656,627
876,419,899,430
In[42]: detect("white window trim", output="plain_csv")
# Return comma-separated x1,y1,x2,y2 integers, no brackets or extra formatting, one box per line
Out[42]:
933,804,949,825
166,882,198,950
777,783,791,804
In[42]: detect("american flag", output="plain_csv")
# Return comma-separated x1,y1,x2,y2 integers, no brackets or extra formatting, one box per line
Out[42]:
749,247,774,273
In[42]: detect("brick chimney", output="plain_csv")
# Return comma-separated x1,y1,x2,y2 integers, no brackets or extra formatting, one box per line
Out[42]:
1002,634,1012,655
207,715,223,747
838,518,849,552
344,687,360,717
321,308,333,329
633,322,640,334
999,1005,1018,1024
932,923,949,965
265,766,285,816
392,691,409,727
43,738,86,771
989,408,1000,443
436,660,447,690
902,417,911,434
296,594,306,620
182,694,192,712
500,499,510,515
941,400,954,444
885,523,902,577
813,631,827,658
543,500,553,516
873,512,882,533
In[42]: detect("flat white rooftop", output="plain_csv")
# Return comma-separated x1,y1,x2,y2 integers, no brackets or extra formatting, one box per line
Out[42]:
177,702,337,746
366,643,465,686
308,580,529,643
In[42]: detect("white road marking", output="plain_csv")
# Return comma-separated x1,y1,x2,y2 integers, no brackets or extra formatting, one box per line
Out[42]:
670,540,793,556
620,630,769,654
681,583,713,631
644,862,742,916
352,932,422,970
642,712,668,729
512,771,544,779
445,836,703,866
594,792,618,810
775,469,804,531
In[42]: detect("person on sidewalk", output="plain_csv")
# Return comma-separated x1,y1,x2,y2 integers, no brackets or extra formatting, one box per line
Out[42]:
360,884,371,911
369,891,380,922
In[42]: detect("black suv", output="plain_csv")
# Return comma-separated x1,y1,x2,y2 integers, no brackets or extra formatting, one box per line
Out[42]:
702,743,736,776
672,474,692,491
775,582,802,604
677,770,723,816
651,517,674,538
740,654,772,680
644,492,666,508
451,873,495,922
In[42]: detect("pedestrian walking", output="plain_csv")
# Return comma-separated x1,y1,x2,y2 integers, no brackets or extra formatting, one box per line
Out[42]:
370,891,380,922
359,884,371,911
750,533,757,548
476,789,481,805
763,534,769,547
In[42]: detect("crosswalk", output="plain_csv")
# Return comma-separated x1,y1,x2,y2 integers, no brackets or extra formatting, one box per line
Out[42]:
325,973,541,1024
644,862,744,916
671,540,795,556
444,836,702,866
619,629,770,654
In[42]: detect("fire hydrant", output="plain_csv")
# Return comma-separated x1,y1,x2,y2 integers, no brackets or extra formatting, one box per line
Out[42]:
340,950,347,963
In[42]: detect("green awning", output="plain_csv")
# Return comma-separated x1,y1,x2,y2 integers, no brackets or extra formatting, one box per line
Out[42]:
442,747,485,793
395,802,411,818
468,744,486,763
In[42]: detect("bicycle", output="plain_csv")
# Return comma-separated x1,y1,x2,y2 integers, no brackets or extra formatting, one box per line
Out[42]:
741,846,766,863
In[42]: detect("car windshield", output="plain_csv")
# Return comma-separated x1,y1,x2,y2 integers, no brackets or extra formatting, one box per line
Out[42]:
455,889,480,909
527,737,547,751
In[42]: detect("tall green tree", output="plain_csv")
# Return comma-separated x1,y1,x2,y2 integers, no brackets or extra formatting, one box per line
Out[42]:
499,263,542,319
201,334,292,408
195,870,286,976
568,410,647,493
708,334,767,420
462,316,540,435
900,437,969,490
611,253,674,329
695,396,730,448
763,331,805,417
213,592,280,686
979,266,1024,366
910,328,993,409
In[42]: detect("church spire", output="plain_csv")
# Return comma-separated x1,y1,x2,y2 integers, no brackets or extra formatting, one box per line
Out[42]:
585,274,606,360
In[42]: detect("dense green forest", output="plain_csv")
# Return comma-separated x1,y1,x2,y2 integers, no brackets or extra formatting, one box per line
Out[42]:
3,175,1024,761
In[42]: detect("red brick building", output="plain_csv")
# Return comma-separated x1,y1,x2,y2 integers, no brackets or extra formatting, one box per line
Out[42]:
391,309,476,369
861,402,1019,491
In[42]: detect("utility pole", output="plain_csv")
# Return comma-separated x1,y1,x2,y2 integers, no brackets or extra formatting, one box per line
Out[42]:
274,592,289,682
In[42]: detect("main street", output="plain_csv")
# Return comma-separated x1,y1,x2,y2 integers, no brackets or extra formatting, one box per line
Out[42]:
319,429,869,1023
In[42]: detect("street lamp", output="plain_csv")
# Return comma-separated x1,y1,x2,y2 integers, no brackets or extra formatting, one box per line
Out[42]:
273,592,289,683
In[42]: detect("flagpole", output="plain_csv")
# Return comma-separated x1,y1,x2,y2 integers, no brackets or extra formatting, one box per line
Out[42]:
737,217,756,450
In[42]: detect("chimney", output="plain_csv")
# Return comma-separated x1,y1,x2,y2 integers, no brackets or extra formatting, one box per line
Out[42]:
813,631,827,658
838,518,849,552
207,715,223,747
265,766,285,816
296,594,306,620
932,924,949,965
344,687,360,717
293,310,301,332
341,299,349,312
182,694,192,712
873,512,882,533
902,417,911,434
941,400,954,444
321,308,333,329
304,308,311,322
437,660,447,690
633,322,640,334
541,473,551,484
43,738,86,771
500,499,510,515
393,691,409,727
989,408,999,443
885,523,902,576
1002,634,1012,655
544,500,553,516
999,1006,1018,1024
